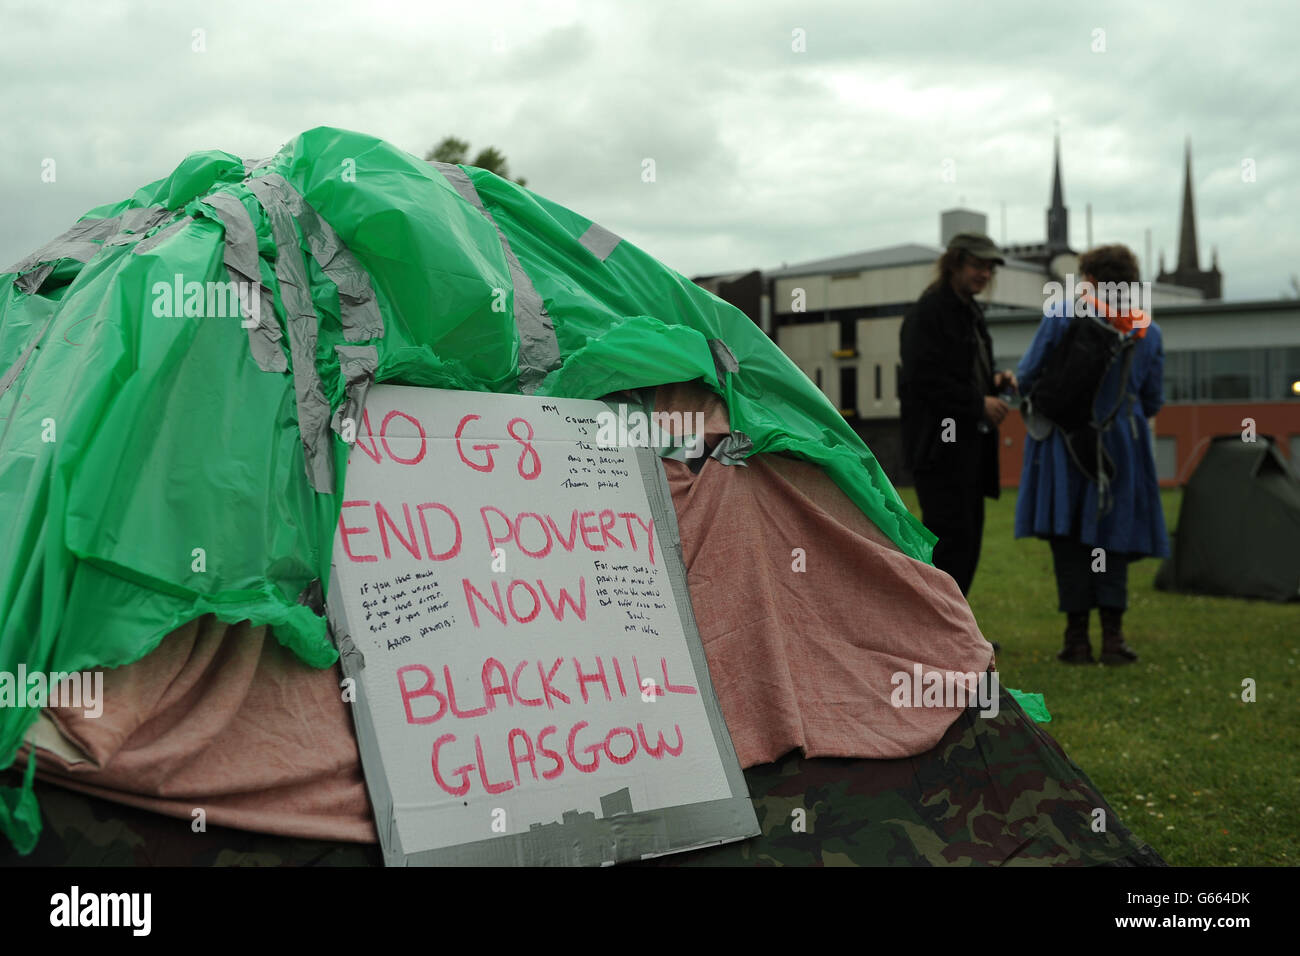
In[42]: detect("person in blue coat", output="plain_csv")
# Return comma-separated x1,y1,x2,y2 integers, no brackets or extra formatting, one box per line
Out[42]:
1014,244,1171,665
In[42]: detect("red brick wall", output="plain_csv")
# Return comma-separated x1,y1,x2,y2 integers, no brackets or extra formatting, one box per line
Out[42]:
998,401,1300,487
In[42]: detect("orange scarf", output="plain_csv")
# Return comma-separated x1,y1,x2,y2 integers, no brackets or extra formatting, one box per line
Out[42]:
1079,293,1148,338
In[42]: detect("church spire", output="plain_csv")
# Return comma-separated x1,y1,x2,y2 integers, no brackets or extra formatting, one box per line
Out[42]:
1158,138,1222,298
1046,129,1069,251
1177,138,1200,272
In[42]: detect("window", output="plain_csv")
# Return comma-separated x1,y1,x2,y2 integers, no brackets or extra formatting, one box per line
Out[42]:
840,365,857,413
1270,347,1300,399
1197,349,1265,401
1163,349,1295,403
874,364,882,401
815,367,823,390
1163,352,1196,403
839,316,857,351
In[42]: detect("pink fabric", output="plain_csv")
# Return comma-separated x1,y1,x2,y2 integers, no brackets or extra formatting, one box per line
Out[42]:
28,616,375,843
665,452,993,767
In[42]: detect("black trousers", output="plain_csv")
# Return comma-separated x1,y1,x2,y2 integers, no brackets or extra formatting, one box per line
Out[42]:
1048,537,1131,613
915,471,985,596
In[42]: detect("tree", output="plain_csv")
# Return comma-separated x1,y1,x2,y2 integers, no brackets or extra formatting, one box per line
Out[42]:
426,136,469,165
424,137,526,187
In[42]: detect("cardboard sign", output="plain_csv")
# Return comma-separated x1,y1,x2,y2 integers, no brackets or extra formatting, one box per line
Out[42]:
326,385,758,865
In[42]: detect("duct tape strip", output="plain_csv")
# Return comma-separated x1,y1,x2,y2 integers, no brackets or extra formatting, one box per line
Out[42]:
19,240,101,267
7,216,128,292
200,192,288,373
131,218,191,256
324,569,404,862
118,205,172,233
200,193,260,277
709,430,752,466
577,221,621,262
659,430,751,466
624,438,758,846
330,344,379,442
247,176,335,493
431,162,560,394
297,578,326,616
103,207,175,248
0,316,55,398
9,207,177,294
243,156,272,175
5,217,123,276
13,264,56,296
256,174,384,342
707,338,739,384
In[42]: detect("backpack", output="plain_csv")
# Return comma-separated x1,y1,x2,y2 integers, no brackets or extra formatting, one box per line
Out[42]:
1025,313,1139,509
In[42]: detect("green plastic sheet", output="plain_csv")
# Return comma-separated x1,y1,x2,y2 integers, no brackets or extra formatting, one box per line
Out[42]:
1007,688,1053,724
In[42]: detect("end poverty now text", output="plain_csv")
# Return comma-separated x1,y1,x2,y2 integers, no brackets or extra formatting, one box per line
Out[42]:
338,499,657,631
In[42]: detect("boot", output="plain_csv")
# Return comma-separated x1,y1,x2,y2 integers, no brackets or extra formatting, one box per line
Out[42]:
1099,607,1139,665
1057,611,1093,664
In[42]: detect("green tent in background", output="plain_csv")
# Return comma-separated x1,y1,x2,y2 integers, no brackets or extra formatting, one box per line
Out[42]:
0,127,934,853
1156,435,1300,602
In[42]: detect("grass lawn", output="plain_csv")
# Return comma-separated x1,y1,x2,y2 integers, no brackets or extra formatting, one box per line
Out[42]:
895,486,1299,867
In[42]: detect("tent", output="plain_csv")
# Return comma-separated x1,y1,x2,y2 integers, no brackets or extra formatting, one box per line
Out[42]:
0,128,1162,865
1156,436,1300,602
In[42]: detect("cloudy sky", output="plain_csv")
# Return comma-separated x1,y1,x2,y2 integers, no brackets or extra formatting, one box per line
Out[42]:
3,0,1297,299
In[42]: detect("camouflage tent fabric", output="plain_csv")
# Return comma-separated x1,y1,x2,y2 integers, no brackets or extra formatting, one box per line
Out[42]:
1,689,1162,866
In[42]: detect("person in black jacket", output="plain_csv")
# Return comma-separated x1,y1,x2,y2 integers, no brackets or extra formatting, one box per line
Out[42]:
899,233,1016,597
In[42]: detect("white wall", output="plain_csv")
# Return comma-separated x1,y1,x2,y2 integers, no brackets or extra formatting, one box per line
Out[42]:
857,316,903,418
773,264,935,314
778,322,838,402
1155,309,1300,350
777,316,904,418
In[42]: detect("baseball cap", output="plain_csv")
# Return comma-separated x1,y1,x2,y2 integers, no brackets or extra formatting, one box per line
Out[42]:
947,233,1006,265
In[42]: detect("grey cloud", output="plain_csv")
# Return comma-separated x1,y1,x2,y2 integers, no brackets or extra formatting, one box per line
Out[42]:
1,0,1296,298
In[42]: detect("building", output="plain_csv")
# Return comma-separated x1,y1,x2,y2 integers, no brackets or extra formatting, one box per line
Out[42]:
692,269,764,329
762,235,1041,474
600,787,634,818
692,139,1300,485
1156,141,1223,299
760,226,1205,481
